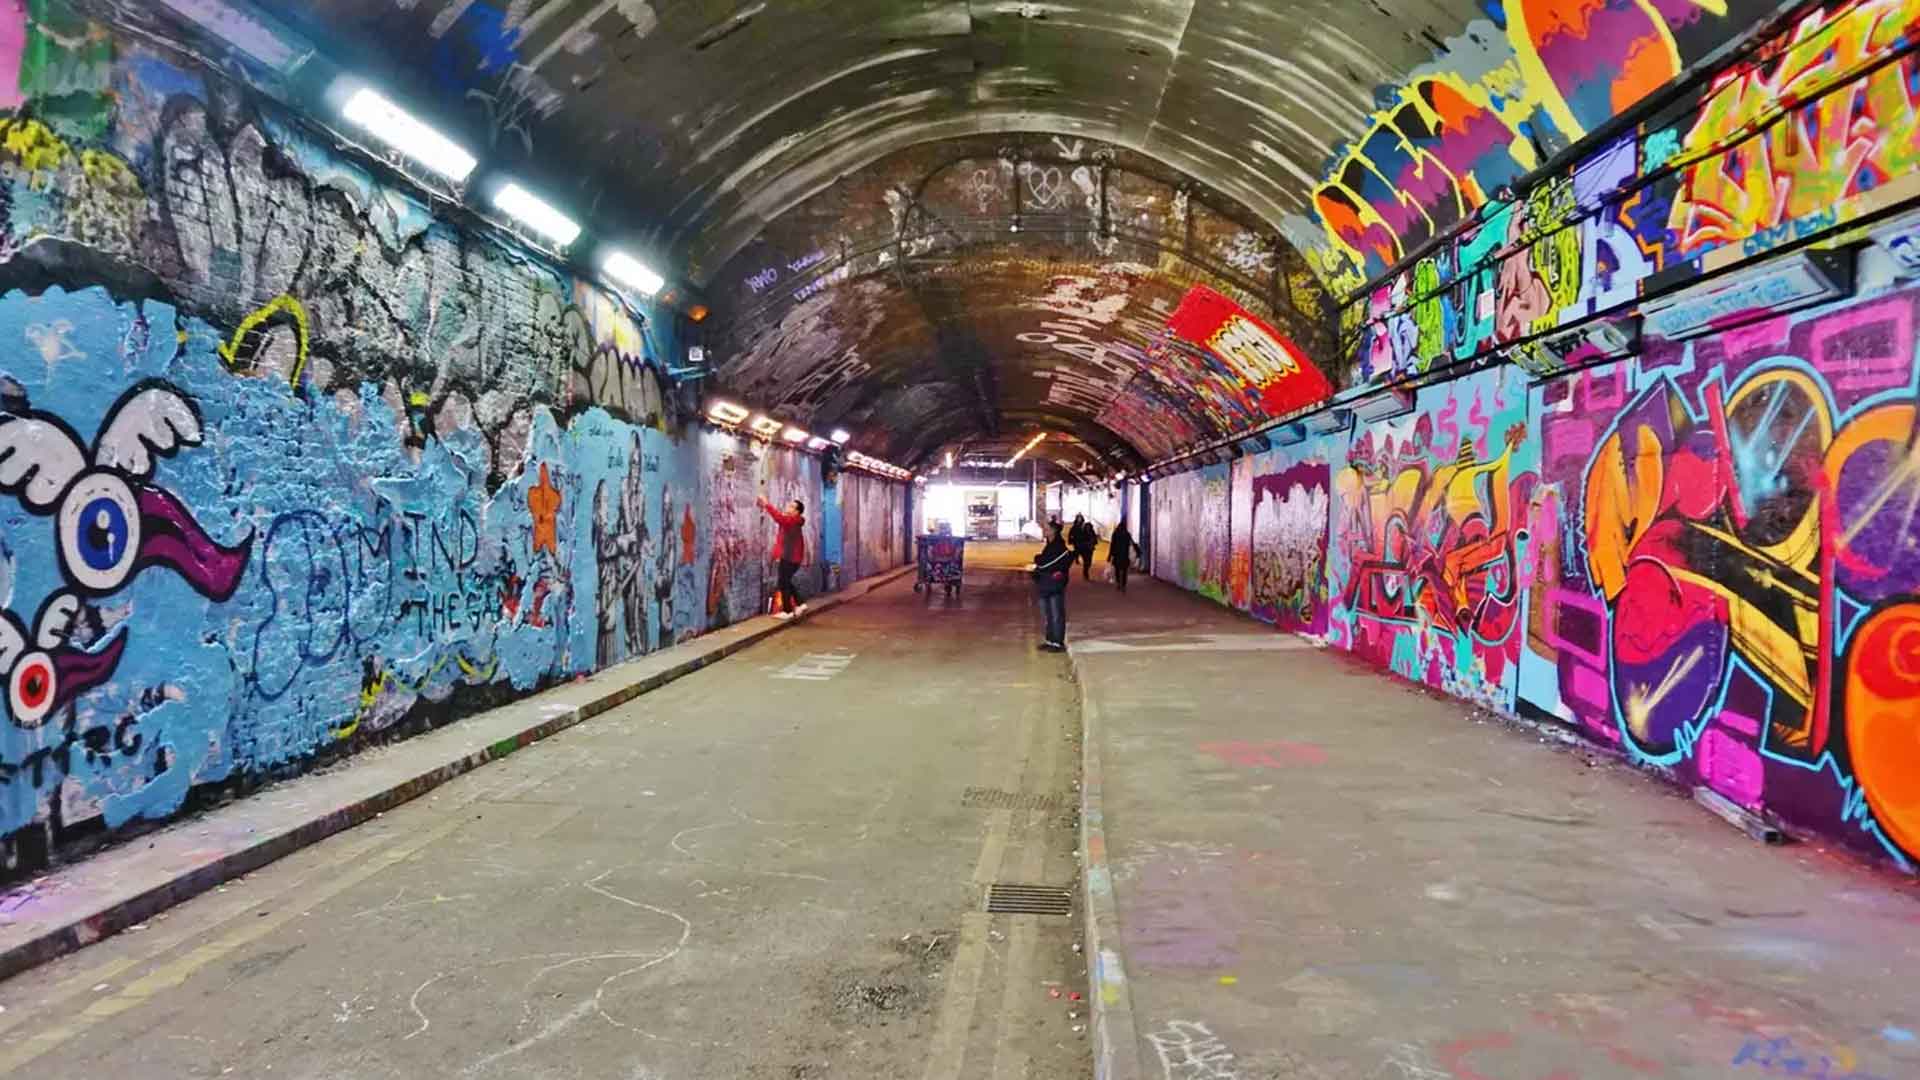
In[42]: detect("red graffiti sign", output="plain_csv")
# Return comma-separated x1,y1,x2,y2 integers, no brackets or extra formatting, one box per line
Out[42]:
1166,285,1333,416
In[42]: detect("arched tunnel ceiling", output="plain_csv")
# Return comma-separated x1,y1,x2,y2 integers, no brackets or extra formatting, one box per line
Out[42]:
215,0,1788,465
705,135,1335,469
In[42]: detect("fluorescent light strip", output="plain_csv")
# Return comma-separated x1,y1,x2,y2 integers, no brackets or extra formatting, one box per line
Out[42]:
1006,432,1047,468
493,183,581,246
341,88,477,182
604,250,666,296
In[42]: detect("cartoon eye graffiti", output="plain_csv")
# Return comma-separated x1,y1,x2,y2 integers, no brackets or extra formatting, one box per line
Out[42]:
0,380,253,601
58,472,141,594
0,599,122,728
9,648,56,727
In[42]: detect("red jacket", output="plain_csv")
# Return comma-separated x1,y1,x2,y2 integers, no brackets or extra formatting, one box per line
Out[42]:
760,499,808,564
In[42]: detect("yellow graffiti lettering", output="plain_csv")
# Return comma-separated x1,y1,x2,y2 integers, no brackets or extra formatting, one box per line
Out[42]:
218,295,312,391
0,118,72,182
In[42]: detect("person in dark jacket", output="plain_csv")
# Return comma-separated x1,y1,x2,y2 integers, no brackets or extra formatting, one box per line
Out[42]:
758,495,808,618
1029,519,1075,651
1067,515,1099,580
1107,521,1135,593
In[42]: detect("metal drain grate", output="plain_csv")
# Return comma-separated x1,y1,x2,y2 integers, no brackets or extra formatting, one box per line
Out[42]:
962,787,1060,812
985,883,1074,916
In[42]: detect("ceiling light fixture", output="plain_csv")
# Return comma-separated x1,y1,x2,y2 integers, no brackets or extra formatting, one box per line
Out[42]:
707,400,750,425
1006,432,1047,468
830,429,852,444
603,250,666,296
749,415,784,438
806,436,831,451
492,182,581,246
782,427,809,444
340,88,477,182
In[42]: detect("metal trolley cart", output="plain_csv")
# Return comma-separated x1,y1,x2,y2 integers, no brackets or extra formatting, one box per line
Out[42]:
914,535,966,597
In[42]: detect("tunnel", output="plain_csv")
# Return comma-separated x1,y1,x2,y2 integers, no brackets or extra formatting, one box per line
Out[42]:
0,0,1916,1076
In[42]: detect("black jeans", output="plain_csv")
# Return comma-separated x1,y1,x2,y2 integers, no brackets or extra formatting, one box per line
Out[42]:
777,560,802,613
1112,561,1129,592
1039,590,1067,645
1075,546,1095,578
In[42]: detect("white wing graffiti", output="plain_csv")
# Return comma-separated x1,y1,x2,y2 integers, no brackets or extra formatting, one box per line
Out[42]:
94,385,204,478
0,611,25,673
0,416,88,510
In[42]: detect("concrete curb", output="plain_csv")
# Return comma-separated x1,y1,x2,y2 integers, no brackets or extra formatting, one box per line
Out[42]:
1069,647,1146,1080
0,564,916,981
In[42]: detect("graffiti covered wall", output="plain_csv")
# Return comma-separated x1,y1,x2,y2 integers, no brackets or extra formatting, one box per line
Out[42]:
1145,274,1920,869
0,9,906,861
1521,285,1920,865
1330,0,1920,392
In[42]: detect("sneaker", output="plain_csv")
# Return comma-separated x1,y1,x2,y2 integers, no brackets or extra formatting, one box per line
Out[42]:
794,603,808,614
1041,641,1066,652
772,610,793,621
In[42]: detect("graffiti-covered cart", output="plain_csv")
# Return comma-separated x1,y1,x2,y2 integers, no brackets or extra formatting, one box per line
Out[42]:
913,535,966,597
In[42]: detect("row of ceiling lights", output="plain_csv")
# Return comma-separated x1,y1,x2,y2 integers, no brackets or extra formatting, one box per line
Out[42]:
340,88,673,302
703,400,917,482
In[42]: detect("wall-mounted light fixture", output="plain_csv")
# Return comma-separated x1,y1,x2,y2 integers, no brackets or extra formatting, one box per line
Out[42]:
1304,409,1352,435
707,400,750,425
604,250,666,296
1641,248,1853,341
340,88,477,182
1346,386,1414,424
492,182,582,246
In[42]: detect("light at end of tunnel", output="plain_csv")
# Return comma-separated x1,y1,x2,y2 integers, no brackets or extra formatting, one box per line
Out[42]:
782,427,809,444
707,400,749,425
945,451,954,469
749,415,784,438
492,183,582,246
830,429,852,445
340,88,477,182
603,250,666,296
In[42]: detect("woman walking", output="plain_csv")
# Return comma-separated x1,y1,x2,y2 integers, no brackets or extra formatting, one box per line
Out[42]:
1068,514,1098,580
1029,519,1075,651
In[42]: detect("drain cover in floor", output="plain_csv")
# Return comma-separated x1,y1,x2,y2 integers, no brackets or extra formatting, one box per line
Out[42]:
985,883,1074,916
962,787,1061,812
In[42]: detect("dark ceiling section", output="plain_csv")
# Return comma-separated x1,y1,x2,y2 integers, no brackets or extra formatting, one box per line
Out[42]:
706,136,1333,469
249,0,1475,281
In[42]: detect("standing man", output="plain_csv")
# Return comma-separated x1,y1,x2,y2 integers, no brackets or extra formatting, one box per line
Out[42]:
1108,519,1135,593
1068,514,1099,580
759,491,808,619
1029,519,1074,651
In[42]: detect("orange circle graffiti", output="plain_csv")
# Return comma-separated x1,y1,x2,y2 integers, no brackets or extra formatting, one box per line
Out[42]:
1846,603,1920,860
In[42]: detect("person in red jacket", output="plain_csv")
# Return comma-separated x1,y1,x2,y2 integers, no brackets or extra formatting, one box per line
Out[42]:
758,494,808,618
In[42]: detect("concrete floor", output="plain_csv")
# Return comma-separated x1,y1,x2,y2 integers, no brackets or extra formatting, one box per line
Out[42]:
0,543,1091,1080
1070,569,1920,1080
5,541,1920,1080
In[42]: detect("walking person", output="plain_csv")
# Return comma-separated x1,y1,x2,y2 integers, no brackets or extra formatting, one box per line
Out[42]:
1029,519,1074,651
758,491,808,619
1107,520,1135,593
1068,514,1098,581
